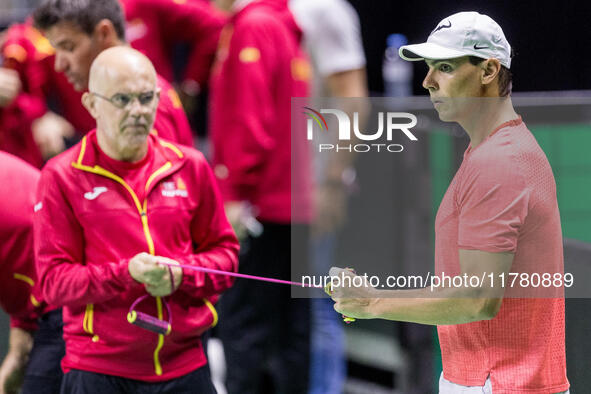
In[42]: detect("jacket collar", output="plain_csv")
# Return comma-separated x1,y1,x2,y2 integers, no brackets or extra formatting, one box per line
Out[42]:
73,129,186,169
71,129,187,200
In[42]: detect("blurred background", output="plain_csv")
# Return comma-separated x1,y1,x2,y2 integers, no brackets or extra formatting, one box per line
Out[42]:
1,0,589,393
351,0,591,94
6,0,591,94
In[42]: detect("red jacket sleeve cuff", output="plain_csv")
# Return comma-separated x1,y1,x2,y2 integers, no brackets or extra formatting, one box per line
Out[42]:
116,258,142,289
178,259,205,293
10,316,38,332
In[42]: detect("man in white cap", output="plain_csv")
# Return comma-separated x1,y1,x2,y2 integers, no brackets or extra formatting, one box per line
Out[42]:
328,12,570,394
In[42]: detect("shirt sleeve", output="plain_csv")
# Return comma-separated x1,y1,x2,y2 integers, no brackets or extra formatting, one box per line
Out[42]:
5,92,47,121
176,156,239,299
0,215,42,332
290,0,366,76
212,20,279,201
1,27,49,122
0,93,46,168
9,315,38,332
457,155,530,253
4,265,42,333
2,24,54,101
34,166,140,308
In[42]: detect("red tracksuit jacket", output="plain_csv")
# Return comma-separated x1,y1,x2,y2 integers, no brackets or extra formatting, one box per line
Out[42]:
210,0,312,223
0,152,42,331
34,130,239,381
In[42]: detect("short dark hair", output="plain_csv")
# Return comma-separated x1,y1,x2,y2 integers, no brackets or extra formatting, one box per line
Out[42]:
33,0,126,41
468,55,513,97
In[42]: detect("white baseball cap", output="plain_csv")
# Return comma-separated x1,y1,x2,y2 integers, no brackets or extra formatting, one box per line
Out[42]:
399,12,512,68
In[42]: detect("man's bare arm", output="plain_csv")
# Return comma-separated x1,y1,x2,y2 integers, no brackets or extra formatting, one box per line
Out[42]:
0,327,33,394
331,250,513,325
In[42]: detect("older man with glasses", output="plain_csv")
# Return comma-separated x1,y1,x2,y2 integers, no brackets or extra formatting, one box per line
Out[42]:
33,46,239,394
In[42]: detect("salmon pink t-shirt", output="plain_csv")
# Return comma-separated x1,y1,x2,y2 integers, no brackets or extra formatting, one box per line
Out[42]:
434,117,569,393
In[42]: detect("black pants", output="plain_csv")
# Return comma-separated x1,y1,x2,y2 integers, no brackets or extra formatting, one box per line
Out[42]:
217,223,310,394
21,309,65,394
60,367,216,394
20,310,216,394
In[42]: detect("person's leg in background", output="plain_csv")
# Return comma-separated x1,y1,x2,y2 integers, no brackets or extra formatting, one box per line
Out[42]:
206,326,228,394
308,234,346,394
219,223,311,394
217,223,284,394
270,223,310,394
21,309,65,394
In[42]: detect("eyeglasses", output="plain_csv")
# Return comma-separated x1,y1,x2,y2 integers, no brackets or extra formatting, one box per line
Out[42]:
91,91,156,109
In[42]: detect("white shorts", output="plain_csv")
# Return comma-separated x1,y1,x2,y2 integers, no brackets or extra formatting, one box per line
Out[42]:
439,373,570,394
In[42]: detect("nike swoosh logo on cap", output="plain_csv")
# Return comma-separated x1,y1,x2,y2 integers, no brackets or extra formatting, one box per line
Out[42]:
432,21,451,33
473,44,489,50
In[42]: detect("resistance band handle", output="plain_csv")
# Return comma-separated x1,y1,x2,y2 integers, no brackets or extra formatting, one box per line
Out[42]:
127,310,171,335
128,294,173,335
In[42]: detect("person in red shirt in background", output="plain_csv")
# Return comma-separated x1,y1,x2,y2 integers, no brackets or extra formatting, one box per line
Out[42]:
0,152,53,394
31,0,194,147
34,46,238,392
0,66,45,168
210,0,312,392
121,0,227,150
0,23,74,168
121,0,226,92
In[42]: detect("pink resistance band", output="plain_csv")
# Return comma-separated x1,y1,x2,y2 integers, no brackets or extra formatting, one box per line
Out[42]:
157,261,322,288
157,261,355,325
127,262,353,335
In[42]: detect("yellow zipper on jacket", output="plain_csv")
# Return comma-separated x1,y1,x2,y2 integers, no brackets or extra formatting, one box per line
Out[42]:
157,139,220,328
71,136,176,376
